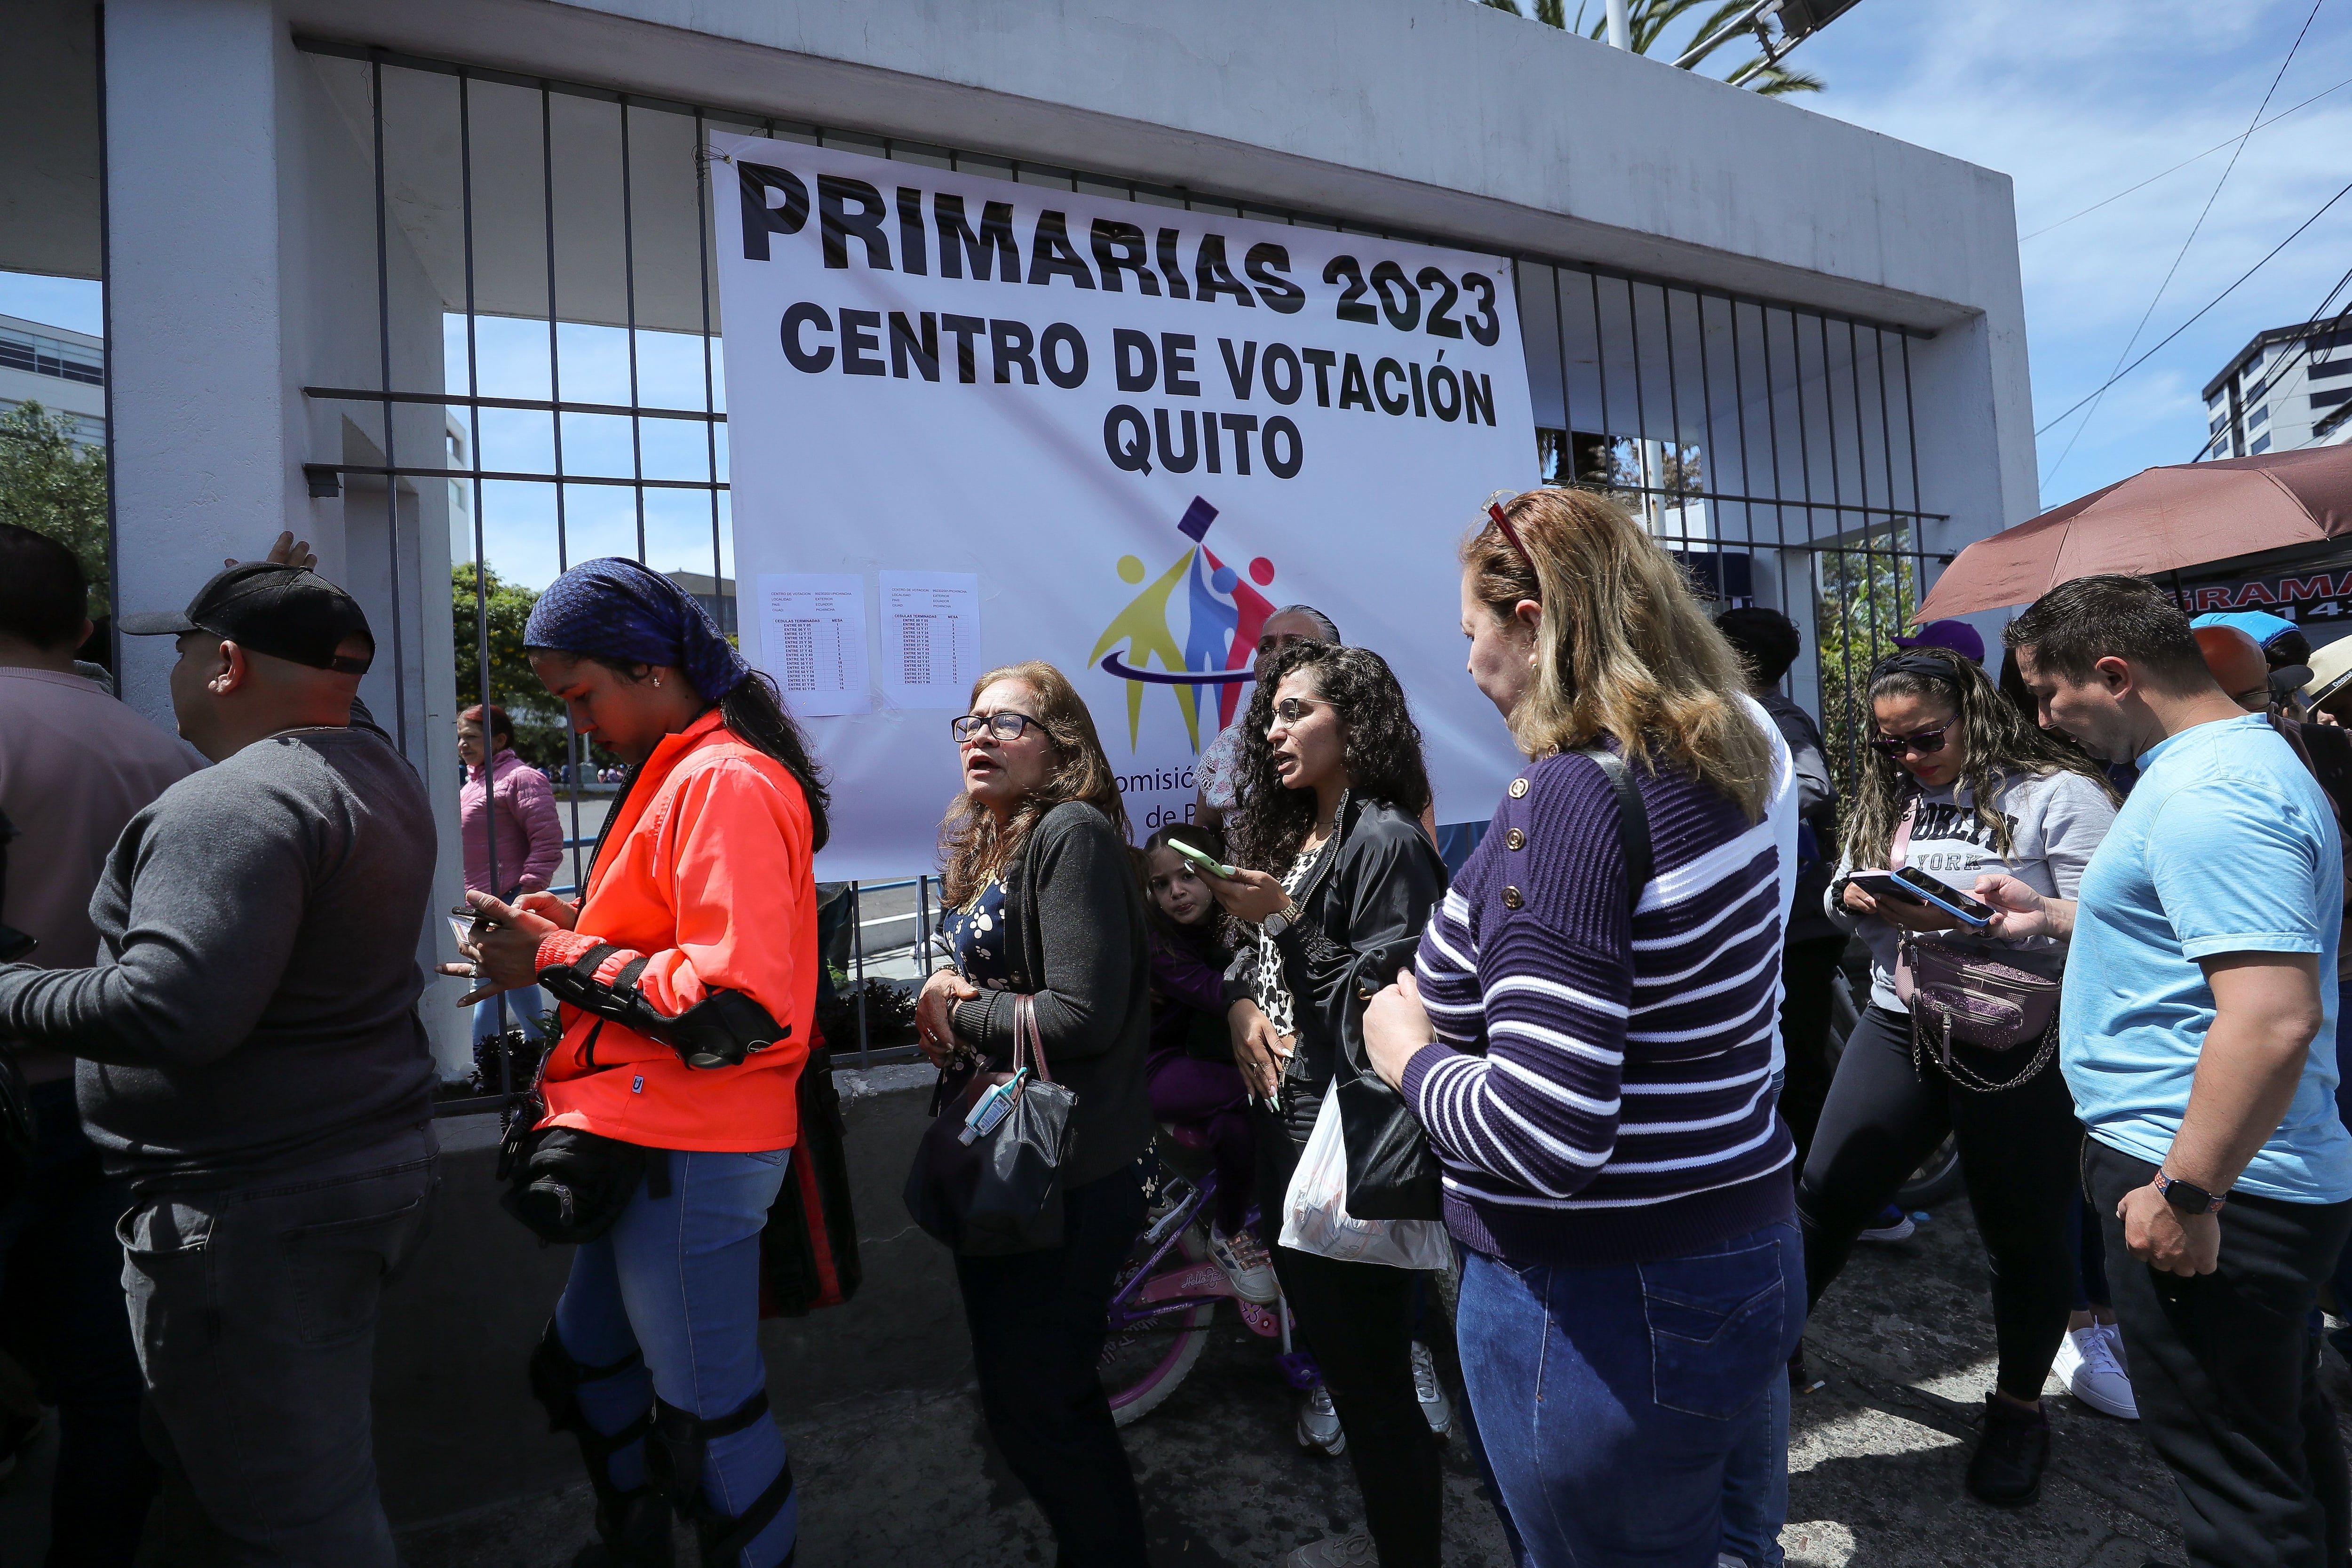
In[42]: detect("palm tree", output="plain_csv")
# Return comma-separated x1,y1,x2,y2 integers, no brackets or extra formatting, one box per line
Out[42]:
1477,0,1826,96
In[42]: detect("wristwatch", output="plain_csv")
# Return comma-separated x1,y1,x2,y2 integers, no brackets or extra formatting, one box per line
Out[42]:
1263,902,1301,939
2154,1171,2227,1215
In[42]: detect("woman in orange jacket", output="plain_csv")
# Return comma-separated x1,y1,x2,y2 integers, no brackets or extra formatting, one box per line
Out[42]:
450,558,826,1568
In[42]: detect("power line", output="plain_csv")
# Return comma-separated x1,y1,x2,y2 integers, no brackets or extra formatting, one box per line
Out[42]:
2034,175,2352,439
2039,0,2328,495
2021,72,2352,244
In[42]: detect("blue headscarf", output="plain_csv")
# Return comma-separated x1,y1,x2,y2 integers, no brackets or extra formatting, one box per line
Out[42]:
523,557,751,700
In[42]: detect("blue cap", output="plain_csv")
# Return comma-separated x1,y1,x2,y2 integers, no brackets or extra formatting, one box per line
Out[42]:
2191,610,2299,650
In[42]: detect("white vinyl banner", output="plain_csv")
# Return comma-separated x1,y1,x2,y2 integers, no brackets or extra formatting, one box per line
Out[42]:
708,133,1539,878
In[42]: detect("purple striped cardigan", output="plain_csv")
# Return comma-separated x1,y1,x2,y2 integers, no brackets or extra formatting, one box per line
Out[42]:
1400,748,1795,1267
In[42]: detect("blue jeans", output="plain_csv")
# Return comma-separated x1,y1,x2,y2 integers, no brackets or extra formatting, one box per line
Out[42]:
555,1149,795,1568
1717,1075,1794,1568
472,982,544,1043
1459,1222,1805,1568
1718,1355,1789,1566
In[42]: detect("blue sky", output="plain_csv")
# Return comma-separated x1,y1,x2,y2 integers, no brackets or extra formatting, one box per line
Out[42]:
7,0,2348,549
1788,0,2352,506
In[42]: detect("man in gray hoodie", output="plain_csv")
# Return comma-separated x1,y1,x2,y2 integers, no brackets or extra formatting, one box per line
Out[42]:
0,559,438,1566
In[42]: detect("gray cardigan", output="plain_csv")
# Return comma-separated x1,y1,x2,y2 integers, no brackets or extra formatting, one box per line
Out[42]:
949,801,1153,1187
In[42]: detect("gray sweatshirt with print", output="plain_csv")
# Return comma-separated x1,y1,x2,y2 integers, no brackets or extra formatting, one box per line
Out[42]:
1829,768,2117,1013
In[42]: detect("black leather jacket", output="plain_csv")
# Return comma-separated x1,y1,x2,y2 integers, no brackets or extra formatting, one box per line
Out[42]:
1226,796,1447,1143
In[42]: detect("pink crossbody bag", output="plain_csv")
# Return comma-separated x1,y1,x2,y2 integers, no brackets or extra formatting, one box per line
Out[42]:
1887,801,2061,1092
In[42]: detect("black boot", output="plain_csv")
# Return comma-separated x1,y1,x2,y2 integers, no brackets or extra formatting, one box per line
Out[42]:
1964,1393,2049,1507
574,1487,673,1568
529,1321,675,1568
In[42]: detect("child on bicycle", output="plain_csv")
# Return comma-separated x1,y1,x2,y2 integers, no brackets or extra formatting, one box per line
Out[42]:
1141,823,1275,1303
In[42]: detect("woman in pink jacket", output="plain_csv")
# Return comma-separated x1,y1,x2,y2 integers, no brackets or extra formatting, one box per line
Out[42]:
458,702,564,1043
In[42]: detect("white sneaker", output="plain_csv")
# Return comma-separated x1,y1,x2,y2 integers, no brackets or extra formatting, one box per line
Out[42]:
1410,1340,1454,1437
2053,1323,2137,1420
1209,1222,1280,1304
1857,1204,1915,1242
1286,1532,1376,1567
1296,1383,1347,1456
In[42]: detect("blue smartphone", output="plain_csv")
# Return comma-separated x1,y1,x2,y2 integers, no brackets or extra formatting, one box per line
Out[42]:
1851,869,1995,930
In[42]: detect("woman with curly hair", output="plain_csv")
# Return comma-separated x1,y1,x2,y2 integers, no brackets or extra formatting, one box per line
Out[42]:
914,661,1154,1567
1811,646,2117,1505
1198,640,1448,1568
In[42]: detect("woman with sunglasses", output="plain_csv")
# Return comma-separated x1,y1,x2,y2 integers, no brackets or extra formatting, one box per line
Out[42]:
1196,640,1447,1568
914,661,1154,1567
1807,646,2117,1505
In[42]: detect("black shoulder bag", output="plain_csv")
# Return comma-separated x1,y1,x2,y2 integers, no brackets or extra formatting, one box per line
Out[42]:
1334,746,1650,1221
904,994,1079,1255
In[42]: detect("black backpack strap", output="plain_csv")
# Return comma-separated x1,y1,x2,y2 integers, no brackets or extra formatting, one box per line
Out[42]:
1571,744,1653,911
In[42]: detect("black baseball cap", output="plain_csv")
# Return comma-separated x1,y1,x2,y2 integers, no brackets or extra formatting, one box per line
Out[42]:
120,562,375,675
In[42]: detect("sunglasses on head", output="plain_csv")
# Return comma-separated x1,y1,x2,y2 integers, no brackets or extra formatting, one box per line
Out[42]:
1866,724,1950,757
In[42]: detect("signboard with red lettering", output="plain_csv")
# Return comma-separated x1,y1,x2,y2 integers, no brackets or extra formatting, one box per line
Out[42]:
2174,560,2352,624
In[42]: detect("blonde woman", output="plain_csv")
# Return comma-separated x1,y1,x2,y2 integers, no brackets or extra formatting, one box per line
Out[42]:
1361,487,1801,1566
914,661,1153,1568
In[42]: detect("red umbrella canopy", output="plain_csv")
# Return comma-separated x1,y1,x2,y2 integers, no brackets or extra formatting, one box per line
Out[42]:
1915,445,2352,622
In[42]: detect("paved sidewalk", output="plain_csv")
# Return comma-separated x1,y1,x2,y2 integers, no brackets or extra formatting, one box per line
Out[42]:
387,1197,2262,1568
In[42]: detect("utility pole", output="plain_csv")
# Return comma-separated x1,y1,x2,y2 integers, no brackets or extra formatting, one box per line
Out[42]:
1606,0,1630,48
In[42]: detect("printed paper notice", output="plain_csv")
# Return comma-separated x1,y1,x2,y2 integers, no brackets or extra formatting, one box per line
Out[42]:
880,571,981,709
758,574,869,716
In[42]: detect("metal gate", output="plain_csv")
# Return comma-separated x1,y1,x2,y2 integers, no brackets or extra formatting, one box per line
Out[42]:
293,37,1938,1072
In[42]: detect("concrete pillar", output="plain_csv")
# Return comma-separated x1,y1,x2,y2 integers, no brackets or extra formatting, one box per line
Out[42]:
103,0,302,724
103,0,472,1075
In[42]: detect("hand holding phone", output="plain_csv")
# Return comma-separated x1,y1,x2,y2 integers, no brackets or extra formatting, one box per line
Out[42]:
1167,836,1240,880
1847,868,1994,929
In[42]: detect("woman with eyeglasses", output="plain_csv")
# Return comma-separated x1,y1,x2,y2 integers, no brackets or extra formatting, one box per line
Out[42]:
1807,646,2117,1506
1193,640,1447,1568
914,661,1154,1567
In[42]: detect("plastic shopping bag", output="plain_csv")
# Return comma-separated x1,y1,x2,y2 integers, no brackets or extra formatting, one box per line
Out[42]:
1279,1088,1453,1271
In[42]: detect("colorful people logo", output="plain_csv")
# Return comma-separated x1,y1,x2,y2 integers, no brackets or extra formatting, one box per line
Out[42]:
1089,496,1279,750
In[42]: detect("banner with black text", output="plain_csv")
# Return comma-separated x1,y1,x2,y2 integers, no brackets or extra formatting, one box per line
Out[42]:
709,133,1538,877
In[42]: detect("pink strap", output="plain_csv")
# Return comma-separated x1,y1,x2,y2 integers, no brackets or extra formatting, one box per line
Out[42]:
1015,994,1053,1084
1889,799,1918,870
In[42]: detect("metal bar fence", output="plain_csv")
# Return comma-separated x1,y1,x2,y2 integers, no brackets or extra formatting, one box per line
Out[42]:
300,38,1936,1099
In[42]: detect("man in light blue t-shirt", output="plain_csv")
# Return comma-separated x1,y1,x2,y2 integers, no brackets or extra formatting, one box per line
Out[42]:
1982,574,2352,1568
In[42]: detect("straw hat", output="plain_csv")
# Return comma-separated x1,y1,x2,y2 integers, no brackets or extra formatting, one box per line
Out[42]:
2304,635,2352,708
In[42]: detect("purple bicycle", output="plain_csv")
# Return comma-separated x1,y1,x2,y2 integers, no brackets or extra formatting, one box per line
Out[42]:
1099,1127,1300,1426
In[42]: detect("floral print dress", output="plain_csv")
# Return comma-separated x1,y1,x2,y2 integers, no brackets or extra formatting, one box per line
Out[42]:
943,876,1015,995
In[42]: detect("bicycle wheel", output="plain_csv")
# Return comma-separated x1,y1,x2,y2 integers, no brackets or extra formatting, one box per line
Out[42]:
1101,1227,1216,1427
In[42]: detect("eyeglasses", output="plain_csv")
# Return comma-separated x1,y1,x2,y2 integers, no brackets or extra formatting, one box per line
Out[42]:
951,712,1041,744
1271,697,1331,724
1866,724,1950,757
